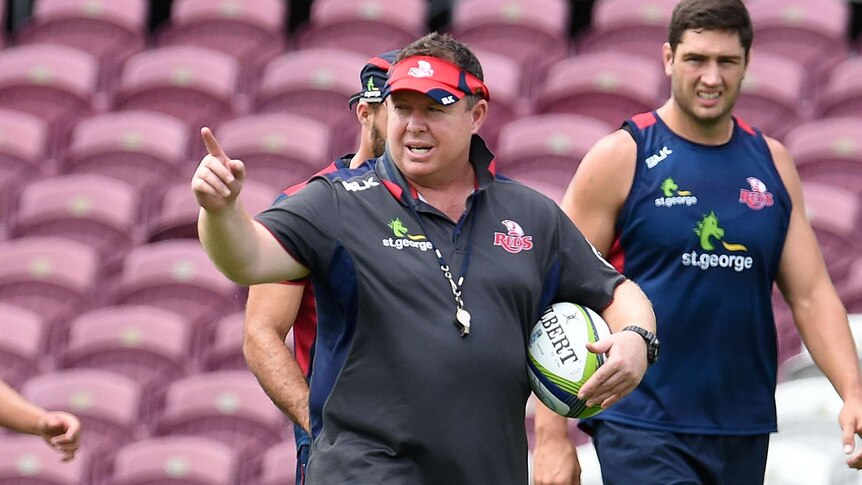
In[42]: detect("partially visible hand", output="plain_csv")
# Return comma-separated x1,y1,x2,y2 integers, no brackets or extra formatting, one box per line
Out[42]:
839,392,862,469
533,437,581,485
578,330,648,408
192,127,246,213
36,411,82,462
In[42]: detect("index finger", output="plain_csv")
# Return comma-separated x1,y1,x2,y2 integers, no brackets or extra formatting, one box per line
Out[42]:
201,127,228,160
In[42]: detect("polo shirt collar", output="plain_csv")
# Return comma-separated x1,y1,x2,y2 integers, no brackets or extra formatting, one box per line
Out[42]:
376,134,497,206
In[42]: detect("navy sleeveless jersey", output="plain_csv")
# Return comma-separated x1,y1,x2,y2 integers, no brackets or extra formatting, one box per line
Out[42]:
591,111,791,435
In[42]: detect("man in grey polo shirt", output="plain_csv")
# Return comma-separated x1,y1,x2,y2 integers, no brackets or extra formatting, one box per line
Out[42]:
193,33,655,484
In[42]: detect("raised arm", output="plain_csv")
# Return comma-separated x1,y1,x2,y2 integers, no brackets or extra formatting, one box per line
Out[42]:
194,127,309,285
244,282,311,433
767,136,862,469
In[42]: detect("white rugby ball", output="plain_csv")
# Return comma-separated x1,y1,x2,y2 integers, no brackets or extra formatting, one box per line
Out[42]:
527,302,611,418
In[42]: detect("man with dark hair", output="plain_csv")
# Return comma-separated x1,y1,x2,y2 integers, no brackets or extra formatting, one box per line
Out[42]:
533,1,862,484
242,50,395,485
192,32,655,484
0,380,82,462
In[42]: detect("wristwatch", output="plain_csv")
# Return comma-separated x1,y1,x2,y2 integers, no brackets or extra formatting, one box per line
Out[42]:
622,325,660,365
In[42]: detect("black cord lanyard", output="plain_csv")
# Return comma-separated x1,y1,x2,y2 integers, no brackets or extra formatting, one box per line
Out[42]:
407,195,480,337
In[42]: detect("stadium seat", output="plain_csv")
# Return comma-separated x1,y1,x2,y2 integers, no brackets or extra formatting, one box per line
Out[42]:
110,240,244,347
61,111,190,202
295,0,425,57
146,179,278,243
534,52,664,128
22,369,144,482
816,57,862,120
255,48,368,158
0,108,49,181
798,182,861,287
114,46,240,129
0,435,86,485
158,0,286,94
0,303,45,390
784,117,862,193
448,0,570,83
206,113,332,191
577,0,678,64
0,44,97,150
152,371,285,462
747,0,850,102
473,49,528,148
845,263,862,314
258,440,298,485
108,436,239,485
0,237,100,349
202,311,246,372
60,305,193,397
10,174,140,274
15,0,148,92
496,114,614,184
734,52,806,140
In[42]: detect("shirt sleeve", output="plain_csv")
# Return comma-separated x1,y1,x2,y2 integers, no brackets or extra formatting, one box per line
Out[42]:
253,178,339,275
553,207,625,311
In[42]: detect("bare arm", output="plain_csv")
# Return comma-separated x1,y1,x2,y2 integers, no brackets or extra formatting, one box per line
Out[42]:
244,282,311,433
0,381,82,462
534,130,643,485
767,136,862,468
194,127,309,285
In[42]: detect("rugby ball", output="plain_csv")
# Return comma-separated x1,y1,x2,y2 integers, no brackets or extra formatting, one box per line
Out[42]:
527,302,611,419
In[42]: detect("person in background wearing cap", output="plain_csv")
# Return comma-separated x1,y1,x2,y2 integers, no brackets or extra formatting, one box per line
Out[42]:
0,379,82,462
242,50,396,485
192,32,655,484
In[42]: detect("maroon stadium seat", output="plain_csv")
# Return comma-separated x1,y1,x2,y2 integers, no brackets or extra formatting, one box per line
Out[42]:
60,305,193,396
0,303,45,390
258,440,299,485
784,117,862,193
108,436,239,485
0,44,97,149
0,237,100,350
62,110,190,200
202,311,246,372
0,108,49,181
114,46,239,129
22,369,143,483
210,113,332,191
816,57,862,120
158,0,287,93
296,0,424,58
801,182,862,288
110,240,243,346
496,114,614,184
11,174,140,274
472,49,528,148
146,179,278,243
0,435,86,485
734,52,806,140
15,0,148,92
577,0,678,64
153,371,285,463
844,262,862,314
448,0,570,79
534,52,664,127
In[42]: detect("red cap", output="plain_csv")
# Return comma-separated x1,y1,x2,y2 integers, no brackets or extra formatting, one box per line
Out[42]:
382,56,490,106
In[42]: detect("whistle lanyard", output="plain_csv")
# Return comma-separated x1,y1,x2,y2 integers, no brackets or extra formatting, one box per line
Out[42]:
407,196,480,337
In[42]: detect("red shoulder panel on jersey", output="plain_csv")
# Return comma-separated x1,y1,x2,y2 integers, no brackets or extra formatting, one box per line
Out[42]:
631,112,657,130
735,117,756,136
282,161,341,196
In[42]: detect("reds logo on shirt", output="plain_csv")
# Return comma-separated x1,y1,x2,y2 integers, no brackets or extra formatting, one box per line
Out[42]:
493,219,534,254
738,176,774,210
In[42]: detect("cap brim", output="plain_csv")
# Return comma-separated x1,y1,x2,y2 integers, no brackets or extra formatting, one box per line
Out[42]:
386,77,465,105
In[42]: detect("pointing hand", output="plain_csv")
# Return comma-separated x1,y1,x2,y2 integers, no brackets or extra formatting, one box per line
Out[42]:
191,127,246,212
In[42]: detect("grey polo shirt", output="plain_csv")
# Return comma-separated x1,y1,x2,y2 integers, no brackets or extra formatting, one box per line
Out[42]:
255,135,624,485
